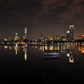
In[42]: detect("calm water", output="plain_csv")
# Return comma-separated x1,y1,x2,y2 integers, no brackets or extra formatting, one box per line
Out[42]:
0,43,84,83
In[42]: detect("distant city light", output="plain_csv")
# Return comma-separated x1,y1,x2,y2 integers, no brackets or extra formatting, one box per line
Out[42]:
82,46,84,53
67,53,70,57
25,27,27,34
69,57,74,63
16,43,18,47
24,53,27,61
4,46,8,49
82,35,84,37
67,31,70,34
15,51,18,55
15,33,18,36
69,25,74,28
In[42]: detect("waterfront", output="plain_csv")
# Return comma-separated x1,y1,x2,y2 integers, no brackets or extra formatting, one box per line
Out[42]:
0,43,84,83
0,0,84,83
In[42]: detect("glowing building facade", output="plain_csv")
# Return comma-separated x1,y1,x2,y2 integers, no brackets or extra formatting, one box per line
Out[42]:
24,27,27,38
66,25,74,41
78,35,84,40
53,35,60,41
23,27,28,42
61,34,66,41
39,34,45,43
14,33,20,41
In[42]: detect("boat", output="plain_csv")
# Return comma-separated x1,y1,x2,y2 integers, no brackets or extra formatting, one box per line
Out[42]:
43,52,59,58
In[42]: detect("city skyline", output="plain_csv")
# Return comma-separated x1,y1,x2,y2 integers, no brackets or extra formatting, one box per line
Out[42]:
0,0,84,39
0,25,83,41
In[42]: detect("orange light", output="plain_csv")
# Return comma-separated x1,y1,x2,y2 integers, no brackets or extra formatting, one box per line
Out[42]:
82,35,84,37
82,46,84,53
74,43,77,47
69,60,74,63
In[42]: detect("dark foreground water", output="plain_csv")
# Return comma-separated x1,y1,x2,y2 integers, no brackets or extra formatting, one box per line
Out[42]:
0,43,84,84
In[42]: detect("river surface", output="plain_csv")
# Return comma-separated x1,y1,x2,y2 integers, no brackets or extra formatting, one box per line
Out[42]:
0,43,84,84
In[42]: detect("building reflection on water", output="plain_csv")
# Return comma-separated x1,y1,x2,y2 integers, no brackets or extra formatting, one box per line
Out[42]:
23,43,28,62
82,46,84,53
1,42,84,63
14,43,19,55
78,44,84,54
38,43,74,63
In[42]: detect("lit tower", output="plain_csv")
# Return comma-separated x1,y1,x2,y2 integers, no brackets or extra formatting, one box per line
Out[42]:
23,27,28,43
24,27,27,39
66,25,74,41
69,25,74,41
14,33,20,42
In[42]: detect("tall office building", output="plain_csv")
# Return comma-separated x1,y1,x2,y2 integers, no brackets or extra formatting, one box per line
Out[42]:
23,27,28,42
24,27,27,39
39,34,45,43
66,25,74,41
14,33,20,41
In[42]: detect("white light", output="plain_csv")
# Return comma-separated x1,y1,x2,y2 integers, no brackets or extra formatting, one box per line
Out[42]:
16,43,18,47
67,31,70,34
15,51,18,55
67,53,70,57
25,27,27,34
15,33,18,36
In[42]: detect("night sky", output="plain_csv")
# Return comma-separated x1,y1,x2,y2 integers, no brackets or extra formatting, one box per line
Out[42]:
0,0,84,40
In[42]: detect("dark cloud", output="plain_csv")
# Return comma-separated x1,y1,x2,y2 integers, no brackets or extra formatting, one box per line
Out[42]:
57,0,84,24
29,0,84,25
0,0,83,24
0,0,84,39
0,0,21,8
0,0,83,20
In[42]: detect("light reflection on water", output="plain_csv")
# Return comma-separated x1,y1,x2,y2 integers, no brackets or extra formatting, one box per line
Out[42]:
1,42,84,64
0,42,84,82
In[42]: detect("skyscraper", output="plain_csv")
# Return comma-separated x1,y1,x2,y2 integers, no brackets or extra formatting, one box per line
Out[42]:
23,27,28,42
14,33,20,42
66,25,74,41
24,27,27,39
